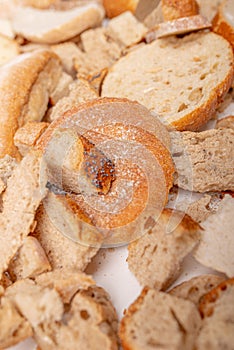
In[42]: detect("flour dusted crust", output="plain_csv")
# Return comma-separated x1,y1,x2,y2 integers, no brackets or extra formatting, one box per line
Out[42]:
102,31,233,131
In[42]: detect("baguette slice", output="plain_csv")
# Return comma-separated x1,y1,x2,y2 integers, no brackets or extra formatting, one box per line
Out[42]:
102,31,233,131
213,0,234,50
119,288,201,350
11,2,105,44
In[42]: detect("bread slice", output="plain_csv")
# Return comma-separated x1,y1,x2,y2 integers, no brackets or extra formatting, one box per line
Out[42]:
171,128,234,192
119,287,201,350
194,195,234,277
162,0,199,21
196,279,234,350
0,33,19,66
0,150,47,279
14,121,49,157
49,72,73,105
0,296,33,348
169,274,225,305
10,2,105,44
128,208,201,290
33,203,99,271
216,115,234,129
213,0,234,50
8,236,51,281
0,49,61,159
102,31,233,131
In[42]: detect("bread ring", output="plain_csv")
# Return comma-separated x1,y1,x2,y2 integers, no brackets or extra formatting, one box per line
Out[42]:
38,98,174,246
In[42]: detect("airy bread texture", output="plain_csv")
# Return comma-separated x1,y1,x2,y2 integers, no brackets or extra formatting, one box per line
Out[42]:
171,128,234,192
213,0,234,50
11,2,105,44
119,288,201,350
102,31,234,131
169,274,225,306
162,0,199,21
0,49,61,159
196,279,234,350
194,195,234,277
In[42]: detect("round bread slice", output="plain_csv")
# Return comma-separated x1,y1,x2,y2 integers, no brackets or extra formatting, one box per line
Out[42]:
212,0,234,50
102,31,234,131
119,287,201,350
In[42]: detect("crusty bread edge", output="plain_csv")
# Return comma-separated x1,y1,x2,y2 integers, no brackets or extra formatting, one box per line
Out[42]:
212,1,234,50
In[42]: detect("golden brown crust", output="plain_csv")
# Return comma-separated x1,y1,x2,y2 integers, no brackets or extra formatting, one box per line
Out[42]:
162,0,199,21
0,49,60,159
103,0,139,18
199,278,234,318
212,0,234,50
170,58,234,130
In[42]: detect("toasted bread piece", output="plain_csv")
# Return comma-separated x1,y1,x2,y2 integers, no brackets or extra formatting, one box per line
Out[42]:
162,0,199,21
213,0,234,50
216,115,234,129
14,121,49,157
8,236,51,281
128,209,201,290
169,275,225,305
35,269,95,303
0,49,61,159
102,32,233,131
0,33,19,66
171,128,234,191
0,296,33,348
196,279,234,350
106,11,147,48
0,150,47,279
120,288,201,350
50,72,73,105
194,195,234,277
33,204,99,271
103,0,139,18
145,15,211,42
10,2,105,44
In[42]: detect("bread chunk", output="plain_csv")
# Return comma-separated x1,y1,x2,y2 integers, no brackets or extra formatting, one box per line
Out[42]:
120,288,201,350
128,209,201,290
102,32,233,131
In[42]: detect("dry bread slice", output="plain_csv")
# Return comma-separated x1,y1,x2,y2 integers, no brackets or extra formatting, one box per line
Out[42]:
194,195,234,277
10,2,105,44
0,296,33,348
171,128,234,192
49,72,73,105
196,279,234,350
119,288,201,350
169,274,225,306
33,204,99,271
8,236,51,281
213,0,234,50
0,150,47,279
102,31,233,131
0,49,61,159
128,209,201,290
0,33,19,66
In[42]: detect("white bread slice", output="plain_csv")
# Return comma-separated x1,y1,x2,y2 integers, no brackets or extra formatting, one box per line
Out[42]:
0,150,47,279
0,296,33,348
128,209,201,290
8,236,51,281
33,204,99,271
213,0,234,50
171,128,234,192
194,195,234,277
14,121,49,157
11,2,105,44
0,33,19,66
162,0,199,21
0,49,61,159
145,15,211,42
169,274,225,305
119,288,201,350
102,31,234,131
196,279,234,350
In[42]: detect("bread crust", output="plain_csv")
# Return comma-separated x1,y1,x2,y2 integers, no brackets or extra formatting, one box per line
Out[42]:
0,49,60,159
212,0,234,50
162,0,199,21
103,0,139,18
